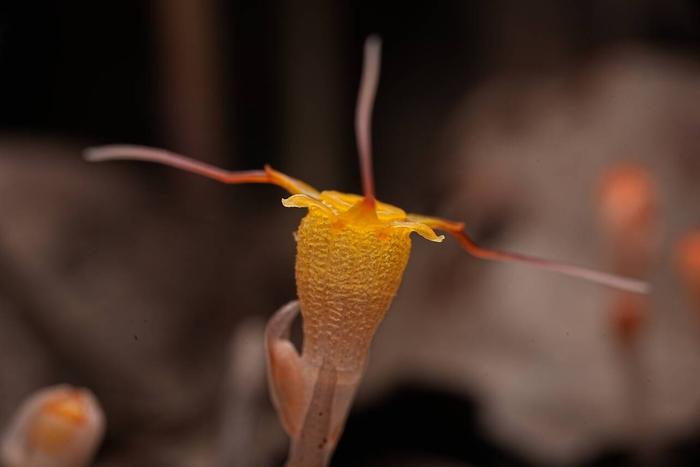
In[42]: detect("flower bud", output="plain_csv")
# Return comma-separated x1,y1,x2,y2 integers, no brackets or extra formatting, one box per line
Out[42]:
1,385,105,467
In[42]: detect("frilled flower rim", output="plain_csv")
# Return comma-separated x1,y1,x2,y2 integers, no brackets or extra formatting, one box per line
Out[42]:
282,191,444,242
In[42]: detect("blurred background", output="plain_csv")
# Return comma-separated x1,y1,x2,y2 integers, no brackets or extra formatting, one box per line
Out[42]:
0,1,699,466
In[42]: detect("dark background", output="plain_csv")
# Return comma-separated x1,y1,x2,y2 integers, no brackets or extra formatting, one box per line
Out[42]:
0,2,699,466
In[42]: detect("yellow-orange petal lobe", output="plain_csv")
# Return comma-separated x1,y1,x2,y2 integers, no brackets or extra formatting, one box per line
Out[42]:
317,191,407,221
389,221,444,242
282,193,334,215
282,191,441,371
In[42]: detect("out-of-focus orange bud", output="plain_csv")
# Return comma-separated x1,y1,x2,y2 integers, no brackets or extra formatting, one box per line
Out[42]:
676,229,700,305
611,293,647,346
598,164,657,238
1,385,105,467
597,163,658,275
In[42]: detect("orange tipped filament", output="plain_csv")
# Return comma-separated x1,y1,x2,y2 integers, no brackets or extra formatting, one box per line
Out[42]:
85,145,266,184
355,35,382,209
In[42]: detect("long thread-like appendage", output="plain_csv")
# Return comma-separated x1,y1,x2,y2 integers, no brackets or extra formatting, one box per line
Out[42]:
408,214,650,294
84,145,318,196
355,36,382,209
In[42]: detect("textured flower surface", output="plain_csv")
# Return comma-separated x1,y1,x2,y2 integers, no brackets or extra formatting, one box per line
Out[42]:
283,191,443,371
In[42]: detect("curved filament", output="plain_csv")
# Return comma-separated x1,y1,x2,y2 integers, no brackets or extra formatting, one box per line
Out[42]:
355,35,382,208
409,214,650,294
84,145,318,196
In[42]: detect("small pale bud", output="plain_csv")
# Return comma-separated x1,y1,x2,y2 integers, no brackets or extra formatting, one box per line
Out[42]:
1,385,105,467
